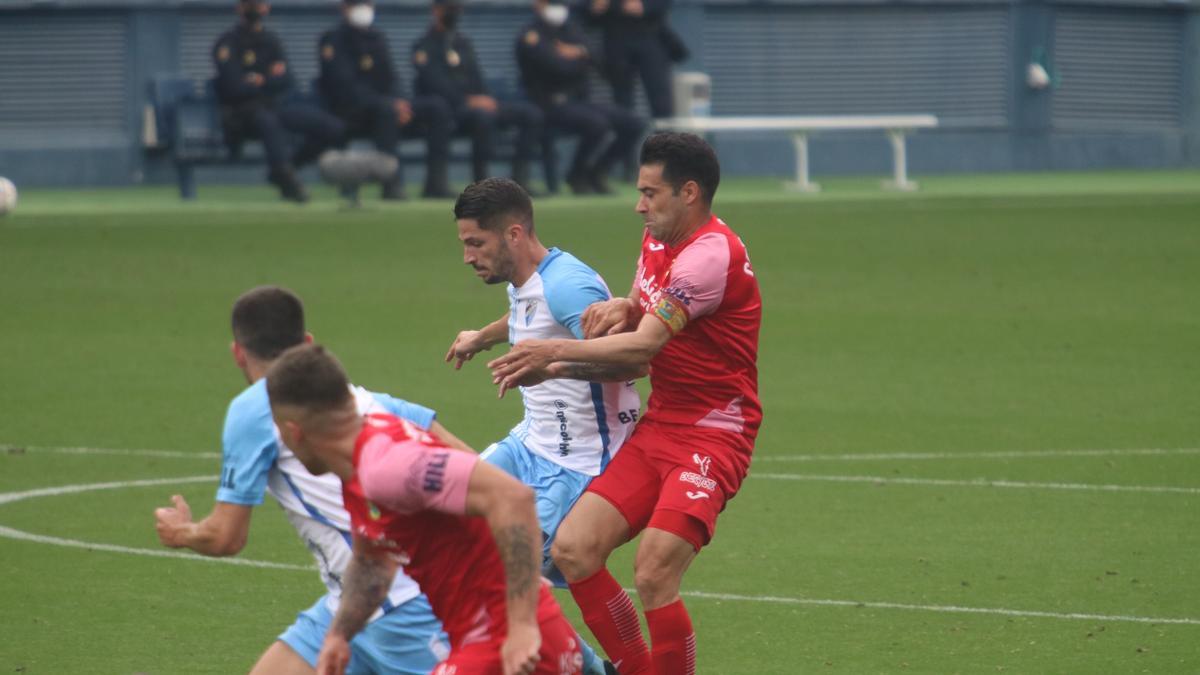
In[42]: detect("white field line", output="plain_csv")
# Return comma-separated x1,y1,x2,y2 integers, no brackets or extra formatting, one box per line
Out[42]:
1,444,220,460
1,476,1198,627
754,473,1200,495
754,448,1200,462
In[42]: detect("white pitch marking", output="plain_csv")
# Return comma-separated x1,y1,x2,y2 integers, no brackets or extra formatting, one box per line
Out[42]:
1,444,220,460
754,448,1200,462
754,473,1200,494
5,466,1200,627
0,475,313,570
679,590,1200,626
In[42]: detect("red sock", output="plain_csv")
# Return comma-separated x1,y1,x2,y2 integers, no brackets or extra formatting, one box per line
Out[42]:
646,599,696,675
569,569,651,674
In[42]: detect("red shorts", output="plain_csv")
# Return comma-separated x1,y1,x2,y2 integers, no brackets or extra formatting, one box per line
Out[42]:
587,420,752,550
432,585,583,675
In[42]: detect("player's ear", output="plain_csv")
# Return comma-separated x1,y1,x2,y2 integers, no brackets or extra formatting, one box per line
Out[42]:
304,332,314,345
682,180,700,206
506,222,523,243
231,341,247,368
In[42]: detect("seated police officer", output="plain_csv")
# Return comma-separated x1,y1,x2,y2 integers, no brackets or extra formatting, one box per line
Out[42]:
318,0,455,199
213,0,344,203
516,0,645,195
412,0,544,192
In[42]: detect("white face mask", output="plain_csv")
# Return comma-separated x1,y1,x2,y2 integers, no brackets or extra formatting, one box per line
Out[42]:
541,4,568,27
348,5,375,28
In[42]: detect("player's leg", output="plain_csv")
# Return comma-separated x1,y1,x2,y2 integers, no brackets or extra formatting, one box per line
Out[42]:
257,597,331,675
553,438,661,675
635,526,700,675
248,641,314,675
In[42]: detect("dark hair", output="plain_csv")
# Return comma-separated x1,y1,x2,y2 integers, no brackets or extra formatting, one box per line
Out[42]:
453,178,534,233
265,344,352,412
231,286,306,360
639,131,721,205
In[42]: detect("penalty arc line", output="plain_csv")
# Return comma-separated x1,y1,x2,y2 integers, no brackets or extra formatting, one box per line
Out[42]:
2,476,1198,627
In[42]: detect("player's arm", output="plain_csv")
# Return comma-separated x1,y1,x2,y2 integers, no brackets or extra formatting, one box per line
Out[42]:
428,420,474,453
318,535,400,675
464,460,543,675
490,314,672,396
155,497,253,557
547,360,649,383
445,312,510,369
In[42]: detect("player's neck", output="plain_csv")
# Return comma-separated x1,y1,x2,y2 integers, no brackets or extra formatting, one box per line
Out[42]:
511,241,550,287
664,210,711,247
324,414,364,481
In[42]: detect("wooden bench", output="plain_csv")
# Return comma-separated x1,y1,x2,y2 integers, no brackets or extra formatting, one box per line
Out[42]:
654,114,939,192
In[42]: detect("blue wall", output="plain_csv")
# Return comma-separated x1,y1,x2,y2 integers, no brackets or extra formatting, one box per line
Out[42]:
0,0,1196,187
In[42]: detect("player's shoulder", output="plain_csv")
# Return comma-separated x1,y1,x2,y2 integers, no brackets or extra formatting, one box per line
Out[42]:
540,249,609,304
223,380,274,442
541,247,602,282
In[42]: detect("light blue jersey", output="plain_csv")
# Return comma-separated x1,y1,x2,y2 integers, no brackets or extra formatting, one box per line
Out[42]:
219,379,447,672
506,248,641,475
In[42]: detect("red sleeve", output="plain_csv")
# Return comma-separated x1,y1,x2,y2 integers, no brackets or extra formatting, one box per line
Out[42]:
357,435,478,515
650,232,730,333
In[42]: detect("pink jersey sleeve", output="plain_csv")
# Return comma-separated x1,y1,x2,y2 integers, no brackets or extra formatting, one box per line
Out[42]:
654,232,730,332
357,435,477,515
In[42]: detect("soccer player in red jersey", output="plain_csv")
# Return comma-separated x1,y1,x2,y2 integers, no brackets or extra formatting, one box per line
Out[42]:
266,343,584,675
488,131,761,675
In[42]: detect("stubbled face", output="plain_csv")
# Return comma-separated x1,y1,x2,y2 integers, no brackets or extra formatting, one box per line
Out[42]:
635,163,688,243
457,218,514,285
273,413,328,475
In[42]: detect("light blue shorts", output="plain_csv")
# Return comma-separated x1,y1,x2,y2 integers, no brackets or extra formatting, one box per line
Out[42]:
278,594,448,675
481,434,593,583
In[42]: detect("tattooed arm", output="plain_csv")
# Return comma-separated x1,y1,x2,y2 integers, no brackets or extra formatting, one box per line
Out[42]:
549,360,649,382
464,460,543,675
316,536,398,675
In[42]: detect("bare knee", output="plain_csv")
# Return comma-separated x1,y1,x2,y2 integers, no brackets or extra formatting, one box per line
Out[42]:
551,529,606,582
633,556,682,608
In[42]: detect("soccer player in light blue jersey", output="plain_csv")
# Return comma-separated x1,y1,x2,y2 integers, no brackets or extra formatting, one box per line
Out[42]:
155,286,464,675
446,178,645,675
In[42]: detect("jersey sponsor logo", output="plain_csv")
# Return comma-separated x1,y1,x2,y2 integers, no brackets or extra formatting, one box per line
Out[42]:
555,408,573,456
686,490,710,500
692,453,712,477
679,471,717,491
664,284,692,307
367,500,383,519
648,242,665,251
423,451,449,492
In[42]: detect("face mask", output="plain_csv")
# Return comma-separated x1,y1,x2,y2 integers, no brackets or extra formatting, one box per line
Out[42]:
442,7,461,29
348,5,375,28
541,4,568,27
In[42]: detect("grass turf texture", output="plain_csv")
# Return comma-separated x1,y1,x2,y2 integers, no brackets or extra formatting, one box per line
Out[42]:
1,171,1198,673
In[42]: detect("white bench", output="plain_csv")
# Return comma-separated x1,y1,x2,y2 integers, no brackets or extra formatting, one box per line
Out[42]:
653,114,939,192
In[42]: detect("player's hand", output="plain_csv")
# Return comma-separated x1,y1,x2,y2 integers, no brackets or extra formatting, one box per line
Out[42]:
270,61,287,77
501,621,541,675
488,340,560,398
467,94,499,113
154,494,193,548
581,298,638,338
445,330,489,370
394,99,414,126
316,634,352,675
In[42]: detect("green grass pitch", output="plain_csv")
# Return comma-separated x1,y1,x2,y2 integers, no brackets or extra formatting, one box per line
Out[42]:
1,171,1198,673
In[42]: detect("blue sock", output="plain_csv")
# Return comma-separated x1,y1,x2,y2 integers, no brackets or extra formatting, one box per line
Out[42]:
578,632,605,675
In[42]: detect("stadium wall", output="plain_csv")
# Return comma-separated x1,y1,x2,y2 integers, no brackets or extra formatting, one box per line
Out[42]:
0,0,1196,188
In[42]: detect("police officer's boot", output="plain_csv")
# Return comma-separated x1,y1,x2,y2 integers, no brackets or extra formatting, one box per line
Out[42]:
566,166,594,196
268,164,309,204
381,175,407,201
512,161,544,197
588,165,614,195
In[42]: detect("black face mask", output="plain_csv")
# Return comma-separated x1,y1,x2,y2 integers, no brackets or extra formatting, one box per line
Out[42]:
442,8,461,29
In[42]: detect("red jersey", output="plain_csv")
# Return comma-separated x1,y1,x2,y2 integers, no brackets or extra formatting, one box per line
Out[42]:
342,413,508,648
635,214,762,441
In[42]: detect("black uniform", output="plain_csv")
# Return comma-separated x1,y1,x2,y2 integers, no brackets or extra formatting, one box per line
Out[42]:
516,14,644,194
412,26,543,187
318,21,454,198
212,23,344,199
586,0,678,118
